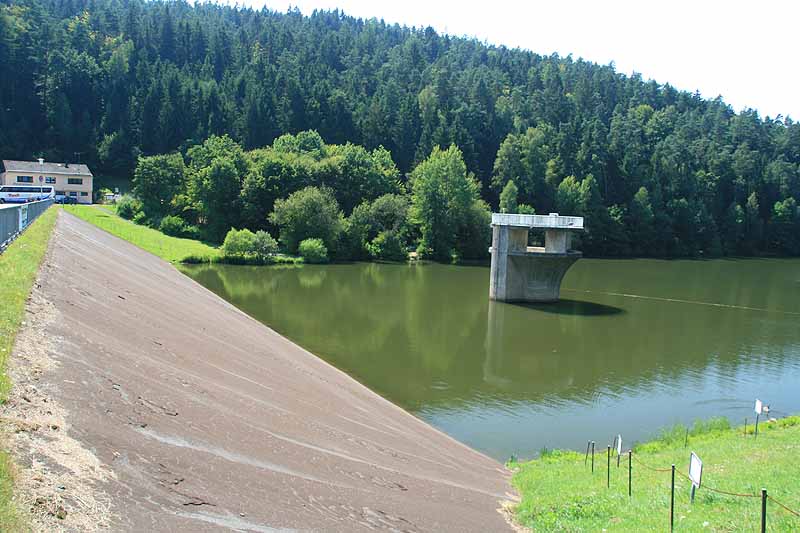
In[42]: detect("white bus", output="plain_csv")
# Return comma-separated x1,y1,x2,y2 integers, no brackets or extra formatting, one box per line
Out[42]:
0,185,55,204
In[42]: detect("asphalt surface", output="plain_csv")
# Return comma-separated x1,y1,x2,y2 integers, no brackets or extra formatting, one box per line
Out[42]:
17,211,513,532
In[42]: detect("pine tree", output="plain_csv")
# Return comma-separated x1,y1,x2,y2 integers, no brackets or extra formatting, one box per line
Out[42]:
499,180,519,214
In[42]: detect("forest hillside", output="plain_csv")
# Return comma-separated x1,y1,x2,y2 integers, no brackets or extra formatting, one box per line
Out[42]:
1,0,798,255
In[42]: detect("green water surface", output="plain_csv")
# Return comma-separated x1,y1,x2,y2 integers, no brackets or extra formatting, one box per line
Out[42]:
181,258,800,461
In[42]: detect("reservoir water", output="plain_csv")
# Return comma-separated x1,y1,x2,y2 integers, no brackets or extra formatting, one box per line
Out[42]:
181,259,800,461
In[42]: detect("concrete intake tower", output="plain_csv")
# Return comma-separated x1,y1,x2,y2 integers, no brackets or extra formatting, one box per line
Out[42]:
489,213,584,303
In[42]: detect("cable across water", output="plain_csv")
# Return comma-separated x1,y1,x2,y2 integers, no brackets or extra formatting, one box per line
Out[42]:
563,288,800,316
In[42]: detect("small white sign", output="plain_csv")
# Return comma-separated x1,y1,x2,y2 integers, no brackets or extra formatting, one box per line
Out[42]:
755,399,763,415
689,452,703,488
616,435,622,456
18,204,29,231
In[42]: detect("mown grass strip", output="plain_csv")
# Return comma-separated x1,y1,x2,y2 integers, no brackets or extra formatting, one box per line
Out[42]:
0,206,58,399
0,205,59,530
63,205,220,263
510,416,800,531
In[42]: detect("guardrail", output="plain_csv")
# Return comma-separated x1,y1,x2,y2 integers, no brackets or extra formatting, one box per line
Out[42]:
0,199,54,252
491,212,584,230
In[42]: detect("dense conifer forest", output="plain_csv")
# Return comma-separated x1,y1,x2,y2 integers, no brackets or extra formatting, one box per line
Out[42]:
1,0,799,256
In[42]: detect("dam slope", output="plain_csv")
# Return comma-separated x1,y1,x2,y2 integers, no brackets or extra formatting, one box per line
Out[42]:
9,211,511,532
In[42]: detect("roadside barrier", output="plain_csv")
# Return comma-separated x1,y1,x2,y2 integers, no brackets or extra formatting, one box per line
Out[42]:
0,199,54,252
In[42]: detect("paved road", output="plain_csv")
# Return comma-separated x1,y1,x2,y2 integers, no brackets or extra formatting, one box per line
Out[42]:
9,211,513,532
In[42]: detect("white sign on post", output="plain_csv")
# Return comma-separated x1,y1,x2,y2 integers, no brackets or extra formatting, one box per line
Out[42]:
18,204,29,231
616,435,622,456
755,399,763,415
689,452,703,488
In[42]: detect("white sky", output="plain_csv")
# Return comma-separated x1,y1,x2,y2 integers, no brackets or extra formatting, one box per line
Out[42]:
230,0,799,121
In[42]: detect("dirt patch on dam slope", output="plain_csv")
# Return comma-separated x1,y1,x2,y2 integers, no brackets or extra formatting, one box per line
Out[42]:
3,211,513,532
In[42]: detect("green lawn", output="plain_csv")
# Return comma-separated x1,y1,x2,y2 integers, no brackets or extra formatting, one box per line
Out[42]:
0,205,59,530
510,417,800,531
63,205,220,263
95,203,117,215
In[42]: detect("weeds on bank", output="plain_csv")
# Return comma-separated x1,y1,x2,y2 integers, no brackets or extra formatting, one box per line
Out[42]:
0,206,59,530
182,253,303,265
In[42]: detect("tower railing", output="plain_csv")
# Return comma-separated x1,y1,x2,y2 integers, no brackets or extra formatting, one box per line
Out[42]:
491,213,584,230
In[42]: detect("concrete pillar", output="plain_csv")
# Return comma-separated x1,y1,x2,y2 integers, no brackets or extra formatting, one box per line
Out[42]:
489,225,511,301
545,229,570,253
508,227,529,252
490,226,580,303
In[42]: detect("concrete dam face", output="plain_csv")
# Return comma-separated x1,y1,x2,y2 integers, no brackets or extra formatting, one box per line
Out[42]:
489,213,584,303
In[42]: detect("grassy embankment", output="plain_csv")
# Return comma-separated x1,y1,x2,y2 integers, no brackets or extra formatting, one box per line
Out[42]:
64,205,220,263
510,416,800,531
0,206,59,529
65,205,302,265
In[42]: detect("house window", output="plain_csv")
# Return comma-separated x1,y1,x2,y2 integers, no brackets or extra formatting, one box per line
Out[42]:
67,177,83,185
69,191,77,197
17,175,33,183
80,191,88,196
45,177,56,184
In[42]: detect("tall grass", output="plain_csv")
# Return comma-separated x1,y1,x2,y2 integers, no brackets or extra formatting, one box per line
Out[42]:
648,416,732,449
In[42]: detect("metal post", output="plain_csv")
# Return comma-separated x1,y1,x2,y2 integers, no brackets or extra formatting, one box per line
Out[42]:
585,440,590,465
761,488,767,533
591,441,595,473
744,418,747,436
670,464,675,532
755,414,760,439
628,450,632,497
607,445,610,488
684,428,689,448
